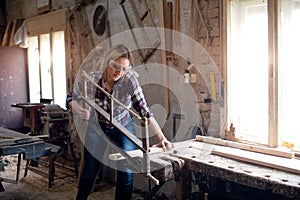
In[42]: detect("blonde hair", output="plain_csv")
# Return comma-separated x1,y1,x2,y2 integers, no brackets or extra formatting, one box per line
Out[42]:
101,44,134,70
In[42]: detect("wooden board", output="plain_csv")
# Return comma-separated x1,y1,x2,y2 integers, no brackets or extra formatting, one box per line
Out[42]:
108,140,187,183
109,146,163,161
8,20,17,46
0,127,30,139
1,21,12,46
109,140,190,161
26,8,67,36
195,135,294,159
212,146,300,175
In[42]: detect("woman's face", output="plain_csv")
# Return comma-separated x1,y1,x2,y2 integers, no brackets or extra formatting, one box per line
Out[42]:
106,57,131,81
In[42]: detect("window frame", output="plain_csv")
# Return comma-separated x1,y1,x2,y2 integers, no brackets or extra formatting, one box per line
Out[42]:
26,9,70,109
222,0,279,147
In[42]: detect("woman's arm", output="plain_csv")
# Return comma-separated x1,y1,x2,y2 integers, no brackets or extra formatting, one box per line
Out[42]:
126,72,173,150
148,117,174,150
66,71,103,120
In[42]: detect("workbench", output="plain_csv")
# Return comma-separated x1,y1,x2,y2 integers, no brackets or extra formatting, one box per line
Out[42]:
110,139,300,199
0,127,60,191
173,139,300,199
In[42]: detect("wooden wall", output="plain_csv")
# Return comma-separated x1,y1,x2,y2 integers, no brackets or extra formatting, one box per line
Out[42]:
1,0,223,139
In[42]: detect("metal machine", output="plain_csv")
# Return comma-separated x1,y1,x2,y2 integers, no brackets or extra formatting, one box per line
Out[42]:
10,102,78,186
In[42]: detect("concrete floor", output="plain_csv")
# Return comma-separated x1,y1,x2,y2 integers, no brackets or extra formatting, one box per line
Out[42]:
0,155,177,200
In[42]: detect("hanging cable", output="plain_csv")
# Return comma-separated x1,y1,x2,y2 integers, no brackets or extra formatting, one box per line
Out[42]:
195,0,209,48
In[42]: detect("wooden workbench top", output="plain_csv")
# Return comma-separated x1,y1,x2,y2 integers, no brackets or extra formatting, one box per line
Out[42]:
174,139,300,199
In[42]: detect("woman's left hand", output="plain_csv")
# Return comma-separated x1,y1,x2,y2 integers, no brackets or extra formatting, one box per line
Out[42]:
153,138,174,151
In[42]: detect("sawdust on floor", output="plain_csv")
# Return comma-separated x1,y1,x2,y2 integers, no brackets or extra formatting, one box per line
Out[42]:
0,155,177,200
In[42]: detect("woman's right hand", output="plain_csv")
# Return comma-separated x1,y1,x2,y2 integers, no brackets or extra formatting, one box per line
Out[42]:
69,101,90,120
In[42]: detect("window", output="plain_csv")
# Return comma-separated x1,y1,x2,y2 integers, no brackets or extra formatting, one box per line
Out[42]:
27,31,67,109
227,0,300,149
278,0,300,149
228,0,268,144
26,9,68,109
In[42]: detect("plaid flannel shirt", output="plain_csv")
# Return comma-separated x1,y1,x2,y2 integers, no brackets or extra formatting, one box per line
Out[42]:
66,70,153,126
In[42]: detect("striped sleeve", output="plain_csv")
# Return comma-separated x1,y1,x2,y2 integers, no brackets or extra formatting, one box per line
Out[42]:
128,72,153,118
66,70,102,109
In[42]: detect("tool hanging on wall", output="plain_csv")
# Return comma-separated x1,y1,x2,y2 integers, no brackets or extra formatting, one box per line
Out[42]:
119,0,161,63
210,71,217,101
67,4,96,91
93,5,106,36
67,4,95,60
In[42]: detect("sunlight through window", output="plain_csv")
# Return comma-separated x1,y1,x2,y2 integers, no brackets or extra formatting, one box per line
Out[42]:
28,31,67,109
229,0,268,144
278,0,300,149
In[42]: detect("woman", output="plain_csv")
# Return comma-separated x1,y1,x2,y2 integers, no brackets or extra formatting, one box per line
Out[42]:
66,44,173,200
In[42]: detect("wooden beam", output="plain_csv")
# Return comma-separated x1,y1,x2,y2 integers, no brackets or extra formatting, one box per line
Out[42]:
195,135,294,159
159,0,170,118
173,0,179,31
8,20,17,46
109,139,189,161
109,147,163,161
26,8,68,36
1,21,12,46
212,146,300,175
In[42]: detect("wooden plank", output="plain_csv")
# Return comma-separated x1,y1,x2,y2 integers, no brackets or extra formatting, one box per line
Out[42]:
74,11,90,58
109,140,190,161
173,0,179,31
109,143,186,182
1,21,12,46
177,140,300,198
129,0,144,28
109,147,163,161
79,8,95,55
8,19,17,46
159,0,170,117
26,8,67,36
195,135,294,159
212,146,300,175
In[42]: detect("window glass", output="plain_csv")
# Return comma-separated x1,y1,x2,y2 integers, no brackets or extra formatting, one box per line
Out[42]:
40,33,52,99
228,0,268,143
278,0,300,149
28,31,67,109
52,31,67,109
28,36,40,103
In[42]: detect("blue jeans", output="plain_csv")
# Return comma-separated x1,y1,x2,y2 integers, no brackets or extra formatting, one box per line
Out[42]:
76,119,136,200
